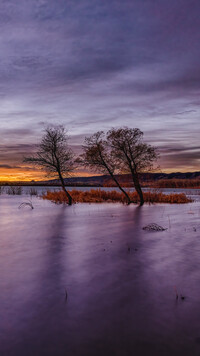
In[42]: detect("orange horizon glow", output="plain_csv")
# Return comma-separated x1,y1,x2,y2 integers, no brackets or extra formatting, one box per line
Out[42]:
0,166,199,182
0,169,101,182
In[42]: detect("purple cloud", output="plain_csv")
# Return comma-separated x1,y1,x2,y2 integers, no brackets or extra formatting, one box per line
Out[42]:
0,0,200,174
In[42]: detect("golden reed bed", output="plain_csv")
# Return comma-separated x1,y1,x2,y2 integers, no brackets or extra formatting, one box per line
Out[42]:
42,189,192,204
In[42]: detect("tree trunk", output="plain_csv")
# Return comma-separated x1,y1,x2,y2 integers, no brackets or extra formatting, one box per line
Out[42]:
105,169,131,204
132,173,144,206
111,174,132,204
98,149,132,204
134,181,144,206
58,172,72,205
120,147,143,205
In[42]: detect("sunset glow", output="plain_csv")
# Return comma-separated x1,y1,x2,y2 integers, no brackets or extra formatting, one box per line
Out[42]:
1,3,200,356
0,1,199,180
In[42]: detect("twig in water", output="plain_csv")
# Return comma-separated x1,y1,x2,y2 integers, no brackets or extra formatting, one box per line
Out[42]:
18,201,34,209
174,286,178,300
168,215,171,229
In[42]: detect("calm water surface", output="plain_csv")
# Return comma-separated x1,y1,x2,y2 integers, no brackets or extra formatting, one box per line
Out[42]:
2,184,200,199
0,192,200,355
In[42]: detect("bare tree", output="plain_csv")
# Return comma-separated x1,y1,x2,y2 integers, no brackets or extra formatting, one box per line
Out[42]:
24,126,74,205
80,131,132,204
107,127,158,206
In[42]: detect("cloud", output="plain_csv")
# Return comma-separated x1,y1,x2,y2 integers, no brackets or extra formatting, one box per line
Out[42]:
0,164,20,169
0,0,200,172
1,128,35,137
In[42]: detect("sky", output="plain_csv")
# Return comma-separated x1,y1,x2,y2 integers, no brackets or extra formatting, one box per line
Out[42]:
0,0,200,180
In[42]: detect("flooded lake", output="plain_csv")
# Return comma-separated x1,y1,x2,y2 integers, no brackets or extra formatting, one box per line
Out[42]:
0,188,200,355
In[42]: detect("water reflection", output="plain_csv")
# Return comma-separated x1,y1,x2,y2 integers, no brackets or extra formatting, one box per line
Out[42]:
0,198,200,355
18,206,71,355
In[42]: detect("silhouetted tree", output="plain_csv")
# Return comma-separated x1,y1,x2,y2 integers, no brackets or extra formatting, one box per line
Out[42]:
24,126,74,205
81,131,132,204
107,127,158,206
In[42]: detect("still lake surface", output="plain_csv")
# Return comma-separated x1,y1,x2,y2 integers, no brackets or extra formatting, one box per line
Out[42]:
0,187,200,355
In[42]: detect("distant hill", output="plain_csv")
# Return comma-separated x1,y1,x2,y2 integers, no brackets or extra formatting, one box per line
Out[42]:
40,171,200,187
44,175,111,186
1,171,200,187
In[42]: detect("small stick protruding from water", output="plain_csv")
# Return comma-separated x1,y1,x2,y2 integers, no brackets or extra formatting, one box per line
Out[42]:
65,289,68,301
174,286,178,300
168,215,171,229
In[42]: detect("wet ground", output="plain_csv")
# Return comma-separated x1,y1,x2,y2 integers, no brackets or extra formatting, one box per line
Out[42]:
0,191,200,355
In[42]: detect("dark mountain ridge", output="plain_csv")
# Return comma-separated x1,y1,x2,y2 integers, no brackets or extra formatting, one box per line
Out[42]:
44,171,200,186
1,172,200,187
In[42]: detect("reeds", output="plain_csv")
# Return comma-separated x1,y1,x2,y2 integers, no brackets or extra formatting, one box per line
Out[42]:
28,187,38,196
103,181,133,187
42,189,192,204
6,186,22,195
155,179,200,188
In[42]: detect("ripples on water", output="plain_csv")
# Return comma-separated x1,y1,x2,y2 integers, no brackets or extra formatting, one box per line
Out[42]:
0,190,200,356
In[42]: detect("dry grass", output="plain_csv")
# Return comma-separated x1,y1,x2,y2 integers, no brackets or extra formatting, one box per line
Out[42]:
103,178,200,189
7,186,22,195
103,180,133,188
28,187,38,196
155,179,200,188
42,189,192,204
